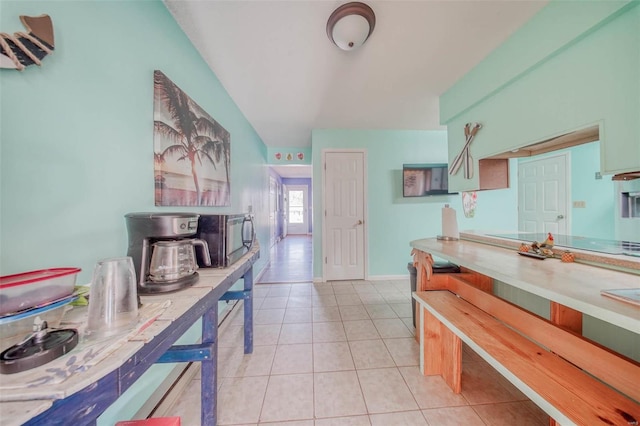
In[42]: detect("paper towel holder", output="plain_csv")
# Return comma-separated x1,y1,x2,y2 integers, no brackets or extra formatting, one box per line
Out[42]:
437,204,460,241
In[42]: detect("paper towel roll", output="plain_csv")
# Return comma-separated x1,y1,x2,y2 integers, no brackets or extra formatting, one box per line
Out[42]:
439,204,459,240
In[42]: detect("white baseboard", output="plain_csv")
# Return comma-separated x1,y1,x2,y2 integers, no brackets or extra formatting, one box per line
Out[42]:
313,274,410,283
368,274,410,281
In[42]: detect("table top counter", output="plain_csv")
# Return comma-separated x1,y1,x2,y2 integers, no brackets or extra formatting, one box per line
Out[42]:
410,237,639,334
0,244,260,425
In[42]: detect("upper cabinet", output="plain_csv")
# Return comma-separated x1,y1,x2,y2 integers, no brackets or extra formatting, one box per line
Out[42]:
441,1,640,192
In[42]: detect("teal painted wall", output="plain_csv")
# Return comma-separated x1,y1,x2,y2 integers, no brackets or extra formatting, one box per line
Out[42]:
440,0,633,123
0,1,269,283
567,142,616,239
311,129,518,279
0,1,268,423
441,1,640,193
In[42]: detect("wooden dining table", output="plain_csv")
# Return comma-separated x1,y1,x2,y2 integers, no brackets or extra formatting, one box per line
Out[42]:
410,236,639,335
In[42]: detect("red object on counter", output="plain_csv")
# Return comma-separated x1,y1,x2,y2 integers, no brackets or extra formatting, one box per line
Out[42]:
116,418,180,426
0,268,80,316
0,268,81,288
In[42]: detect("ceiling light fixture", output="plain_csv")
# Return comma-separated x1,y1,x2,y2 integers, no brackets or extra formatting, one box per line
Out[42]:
326,2,376,51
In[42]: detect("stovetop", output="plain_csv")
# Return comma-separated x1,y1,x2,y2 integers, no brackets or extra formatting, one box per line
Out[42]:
487,233,640,256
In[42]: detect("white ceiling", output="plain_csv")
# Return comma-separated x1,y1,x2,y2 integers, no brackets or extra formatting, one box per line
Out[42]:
270,164,313,179
165,0,547,177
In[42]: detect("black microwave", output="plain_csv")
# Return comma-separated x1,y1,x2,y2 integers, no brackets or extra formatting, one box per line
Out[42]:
195,214,255,268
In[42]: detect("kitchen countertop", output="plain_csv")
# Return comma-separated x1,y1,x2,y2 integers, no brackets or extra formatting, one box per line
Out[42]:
410,236,640,334
458,230,640,274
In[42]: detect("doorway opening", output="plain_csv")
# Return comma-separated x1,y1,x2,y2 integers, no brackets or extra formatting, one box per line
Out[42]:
286,185,309,235
260,166,313,283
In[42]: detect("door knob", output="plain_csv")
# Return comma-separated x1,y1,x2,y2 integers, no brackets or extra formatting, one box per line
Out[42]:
356,220,363,225
557,214,564,219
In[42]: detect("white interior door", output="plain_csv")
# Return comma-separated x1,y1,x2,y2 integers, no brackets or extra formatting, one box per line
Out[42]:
287,185,308,234
323,151,366,281
518,153,570,235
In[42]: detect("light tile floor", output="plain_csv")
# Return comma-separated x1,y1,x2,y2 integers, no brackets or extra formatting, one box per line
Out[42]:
257,236,312,284
168,280,549,425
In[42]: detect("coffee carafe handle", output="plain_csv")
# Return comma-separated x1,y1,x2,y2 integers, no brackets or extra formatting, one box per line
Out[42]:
192,239,211,266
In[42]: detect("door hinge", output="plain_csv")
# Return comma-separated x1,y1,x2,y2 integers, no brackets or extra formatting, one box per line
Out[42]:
325,257,327,264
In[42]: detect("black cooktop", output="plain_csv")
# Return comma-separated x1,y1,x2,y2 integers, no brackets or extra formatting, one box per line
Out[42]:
488,233,640,256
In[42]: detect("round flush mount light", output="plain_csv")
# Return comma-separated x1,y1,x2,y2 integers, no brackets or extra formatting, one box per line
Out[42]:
326,2,376,51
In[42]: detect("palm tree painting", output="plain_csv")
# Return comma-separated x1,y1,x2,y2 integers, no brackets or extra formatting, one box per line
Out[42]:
153,70,231,206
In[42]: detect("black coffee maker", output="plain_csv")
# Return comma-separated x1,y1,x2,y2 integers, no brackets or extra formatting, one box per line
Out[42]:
125,212,211,294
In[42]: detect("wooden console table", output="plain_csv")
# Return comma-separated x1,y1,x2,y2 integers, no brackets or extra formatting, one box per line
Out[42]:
0,245,260,426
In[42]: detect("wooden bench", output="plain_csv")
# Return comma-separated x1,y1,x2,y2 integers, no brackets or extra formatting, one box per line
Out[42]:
412,276,640,426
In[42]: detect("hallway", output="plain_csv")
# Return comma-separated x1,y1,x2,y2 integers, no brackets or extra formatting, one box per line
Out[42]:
258,235,313,284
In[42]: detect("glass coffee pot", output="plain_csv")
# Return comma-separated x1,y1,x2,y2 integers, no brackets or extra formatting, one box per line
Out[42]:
148,239,210,283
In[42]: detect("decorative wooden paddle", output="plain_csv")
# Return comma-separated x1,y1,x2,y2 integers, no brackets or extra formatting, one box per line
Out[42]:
449,122,482,179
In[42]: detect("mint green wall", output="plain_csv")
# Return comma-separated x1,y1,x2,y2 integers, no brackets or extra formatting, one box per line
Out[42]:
568,142,616,239
440,1,632,122
311,129,518,279
441,1,640,193
0,1,269,283
0,1,269,423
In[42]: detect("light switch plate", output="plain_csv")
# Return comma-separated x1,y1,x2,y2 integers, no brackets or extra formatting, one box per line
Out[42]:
573,201,586,208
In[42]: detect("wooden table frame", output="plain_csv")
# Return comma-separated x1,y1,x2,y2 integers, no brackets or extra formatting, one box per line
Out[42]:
21,248,259,426
410,238,639,334
410,238,640,426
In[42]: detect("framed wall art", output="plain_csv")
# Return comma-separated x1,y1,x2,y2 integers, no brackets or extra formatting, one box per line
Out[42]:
153,70,230,206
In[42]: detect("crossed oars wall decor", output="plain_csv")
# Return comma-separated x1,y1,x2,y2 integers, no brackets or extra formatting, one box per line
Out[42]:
449,122,482,179
0,15,55,71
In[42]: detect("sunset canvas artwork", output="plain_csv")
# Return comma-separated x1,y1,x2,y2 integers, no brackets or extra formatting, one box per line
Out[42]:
153,70,230,206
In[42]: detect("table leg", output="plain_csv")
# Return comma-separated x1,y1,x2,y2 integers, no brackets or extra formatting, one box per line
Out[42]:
243,267,254,354
201,305,219,426
550,302,582,334
421,305,462,393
